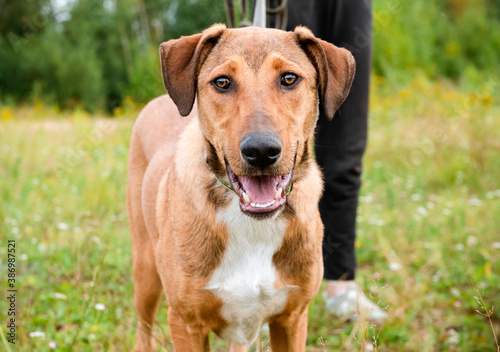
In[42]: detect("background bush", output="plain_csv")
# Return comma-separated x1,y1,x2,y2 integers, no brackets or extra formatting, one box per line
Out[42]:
0,0,499,112
373,0,500,82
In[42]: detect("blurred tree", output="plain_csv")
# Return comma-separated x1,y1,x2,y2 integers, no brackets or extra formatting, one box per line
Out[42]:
0,0,53,36
0,0,498,113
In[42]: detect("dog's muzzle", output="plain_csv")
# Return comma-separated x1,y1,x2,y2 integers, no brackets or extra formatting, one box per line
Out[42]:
214,132,294,217
225,162,293,214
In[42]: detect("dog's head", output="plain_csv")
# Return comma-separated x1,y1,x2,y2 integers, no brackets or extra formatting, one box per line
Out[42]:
160,24,355,219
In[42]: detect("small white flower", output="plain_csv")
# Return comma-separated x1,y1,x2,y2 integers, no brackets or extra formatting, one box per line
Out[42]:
91,236,102,245
450,287,461,297
466,236,478,247
12,227,19,235
95,303,106,311
368,218,385,226
454,243,465,251
389,262,402,271
443,208,452,216
48,341,56,349
467,198,482,206
57,222,69,230
34,214,41,222
364,343,375,351
360,195,374,203
445,328,460,345
411,194,421,201
89,334,96,340
374,161,382,168
492,242,500,249
417,207,428,216
53,293,67,300
29,331,46,338
20,254,28,261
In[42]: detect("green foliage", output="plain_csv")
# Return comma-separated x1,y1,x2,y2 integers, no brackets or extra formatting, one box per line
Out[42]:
0,0,225,112
373,0,500,81
0,0,499,112
0,0,52,36
123,46,165,105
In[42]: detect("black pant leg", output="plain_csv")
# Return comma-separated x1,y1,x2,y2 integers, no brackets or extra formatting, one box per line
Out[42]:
286,0,372,280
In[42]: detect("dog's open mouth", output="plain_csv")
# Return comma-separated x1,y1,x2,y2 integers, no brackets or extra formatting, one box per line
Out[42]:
225,162,293,215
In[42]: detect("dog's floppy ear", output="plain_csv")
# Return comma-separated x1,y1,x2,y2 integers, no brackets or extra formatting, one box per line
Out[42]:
294,26,356,120
160,24,226,116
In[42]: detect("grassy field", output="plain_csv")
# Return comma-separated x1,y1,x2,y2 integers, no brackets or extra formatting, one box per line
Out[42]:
1,76,499,351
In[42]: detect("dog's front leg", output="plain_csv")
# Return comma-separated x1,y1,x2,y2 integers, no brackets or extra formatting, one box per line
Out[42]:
168,307,210,351
268,307,309,352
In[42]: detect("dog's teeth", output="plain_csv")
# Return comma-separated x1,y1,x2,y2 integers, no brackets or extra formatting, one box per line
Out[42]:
242,192,250,204
250,200,277,208
275,187,283,199
252,200,276,208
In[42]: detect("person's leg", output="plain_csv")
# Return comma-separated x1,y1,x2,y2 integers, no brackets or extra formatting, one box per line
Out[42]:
287,0,370,283
317,0,372,282
286,0,386,321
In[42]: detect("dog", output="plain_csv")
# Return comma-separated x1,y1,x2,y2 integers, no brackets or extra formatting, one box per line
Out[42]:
126,24,355,351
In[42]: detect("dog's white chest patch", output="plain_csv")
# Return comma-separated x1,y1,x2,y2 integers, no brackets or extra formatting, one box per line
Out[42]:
205,197,290,345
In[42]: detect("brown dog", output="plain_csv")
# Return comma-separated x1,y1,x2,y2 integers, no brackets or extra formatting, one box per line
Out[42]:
126,24,354,351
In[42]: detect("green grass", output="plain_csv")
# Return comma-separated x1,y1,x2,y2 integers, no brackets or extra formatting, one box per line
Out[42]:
1,76,499,351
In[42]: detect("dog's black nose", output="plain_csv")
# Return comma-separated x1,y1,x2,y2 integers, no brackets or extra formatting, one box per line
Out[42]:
240,132,282,168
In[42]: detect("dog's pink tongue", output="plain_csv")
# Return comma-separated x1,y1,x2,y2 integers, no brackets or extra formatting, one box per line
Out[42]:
239,175,280,203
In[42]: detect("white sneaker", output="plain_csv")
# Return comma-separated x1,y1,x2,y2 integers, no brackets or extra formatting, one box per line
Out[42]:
323,281,387,322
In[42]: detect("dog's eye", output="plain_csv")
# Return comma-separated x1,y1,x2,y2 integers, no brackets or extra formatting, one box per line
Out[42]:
213,77,231,90
281,73,299,87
